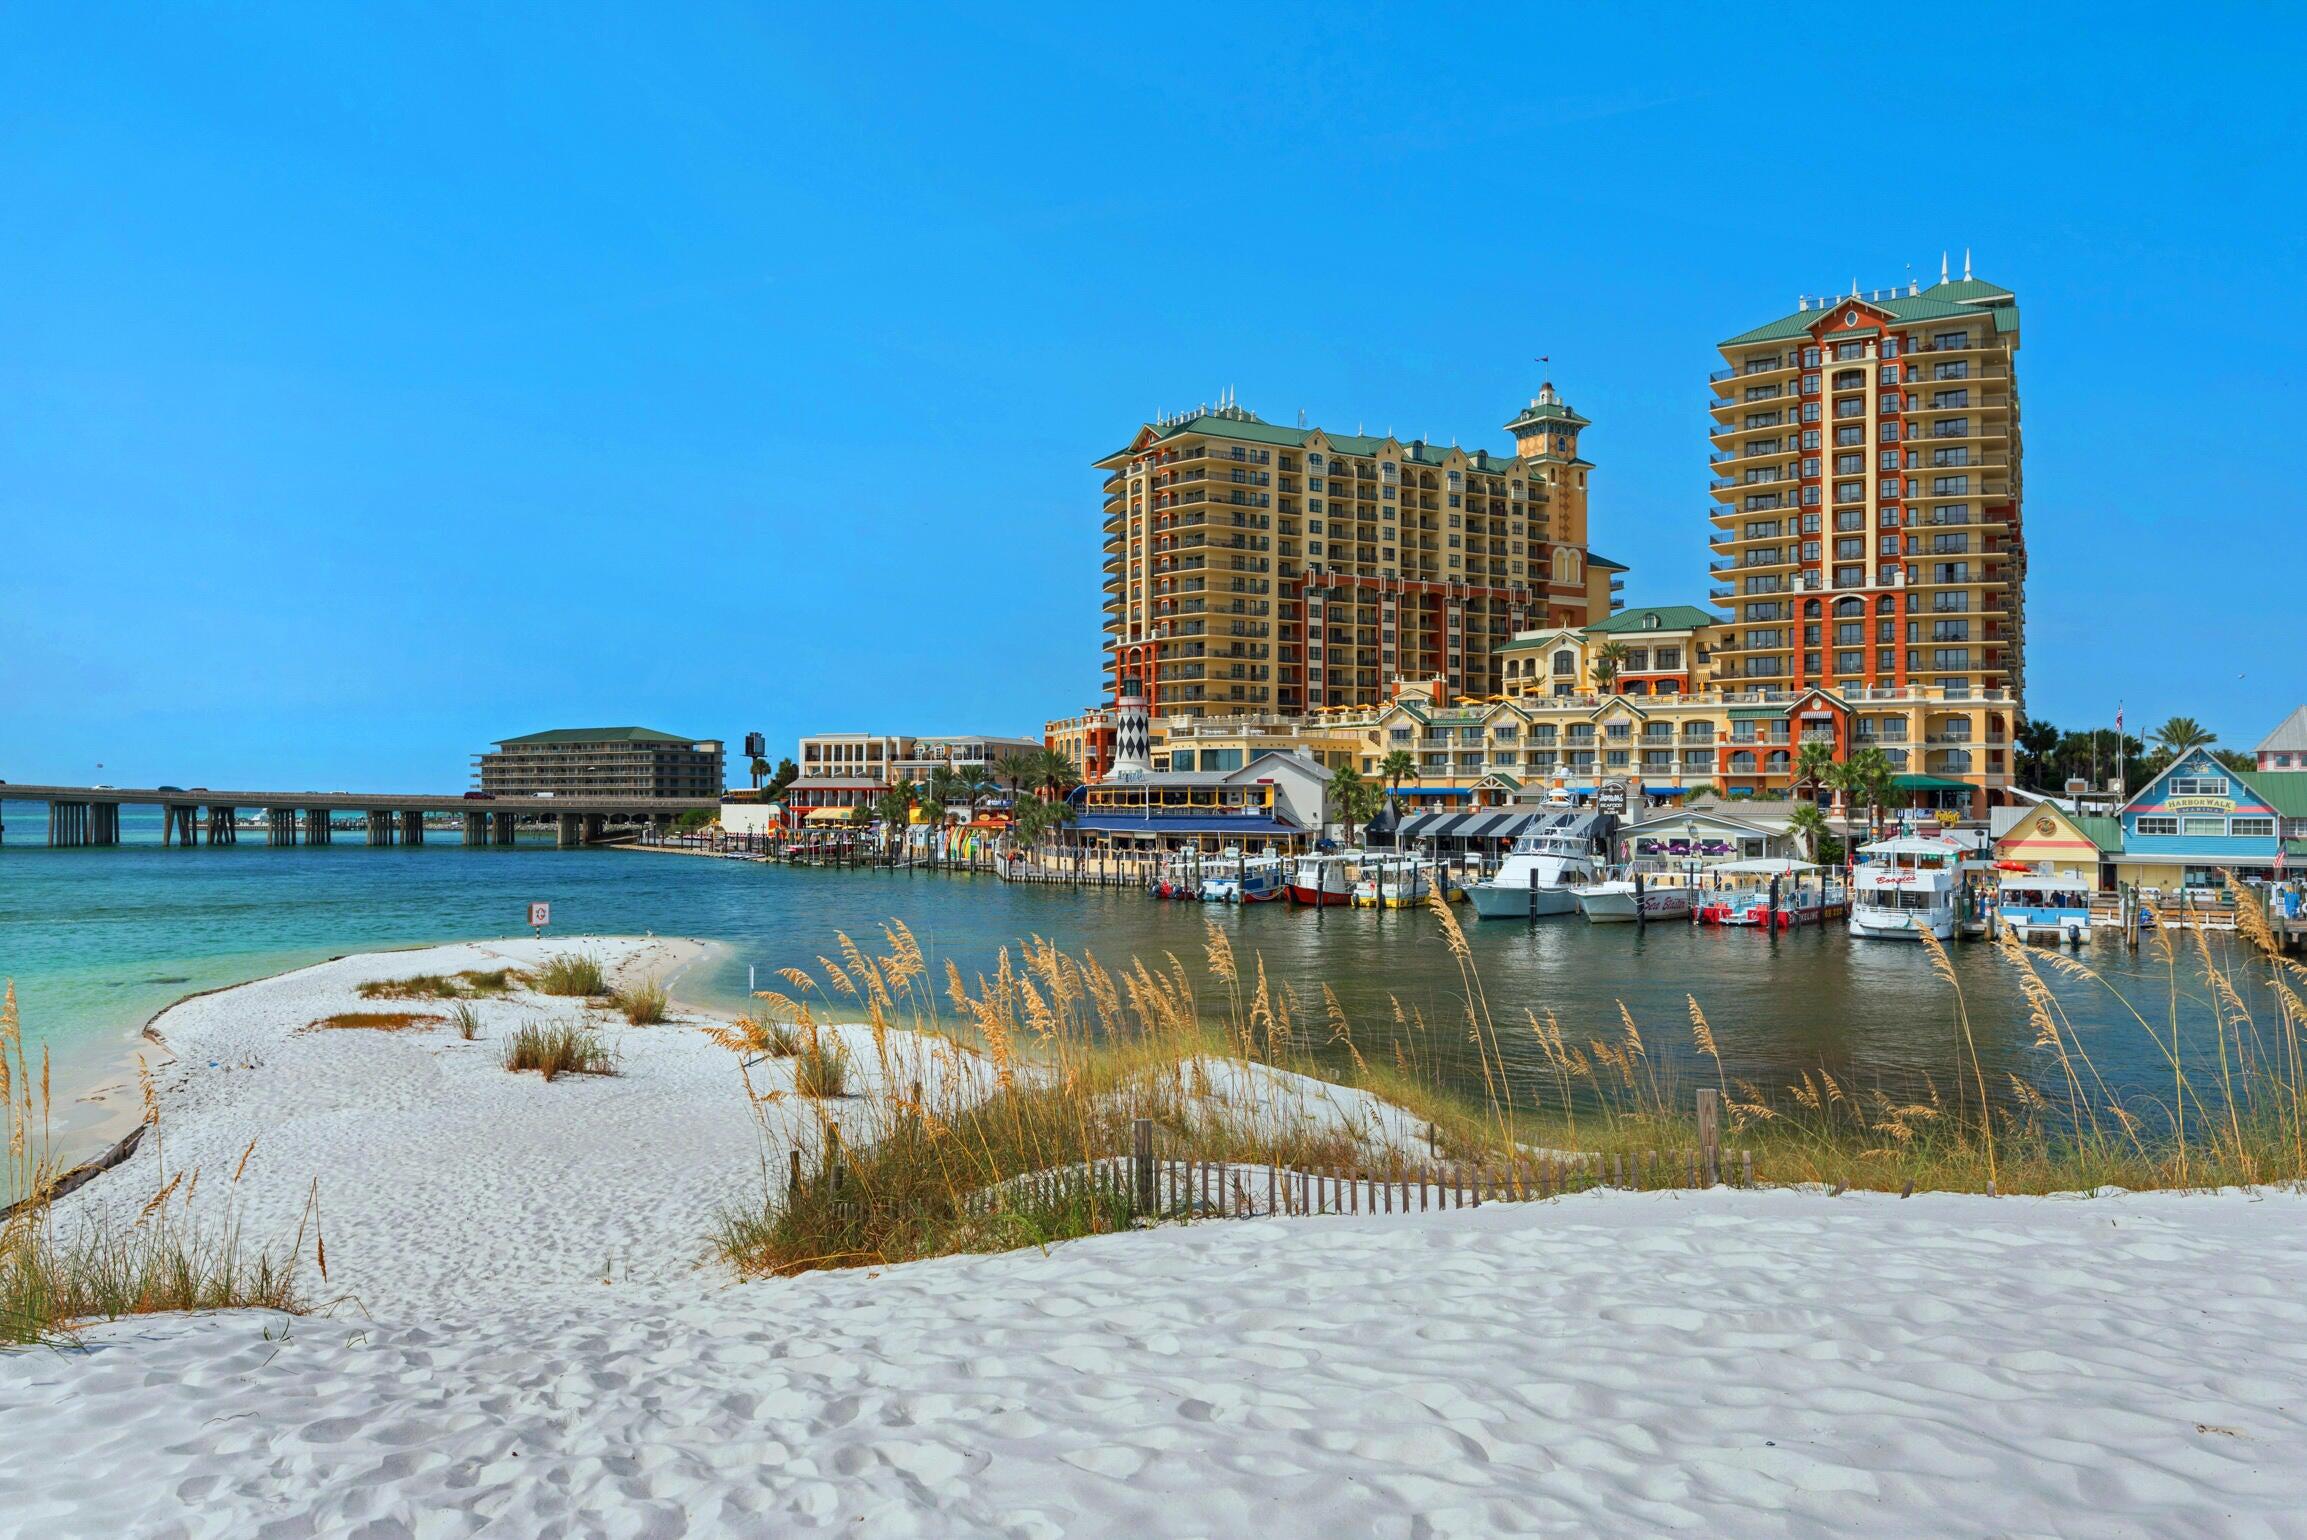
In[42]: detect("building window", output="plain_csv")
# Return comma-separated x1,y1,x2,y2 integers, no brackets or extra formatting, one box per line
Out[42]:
2170,776,2230,799
2232,817,2275,838
2135,816,2179,837
2180,816,2227,838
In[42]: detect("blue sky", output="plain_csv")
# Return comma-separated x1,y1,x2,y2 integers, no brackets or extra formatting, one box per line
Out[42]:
4,3,2301,789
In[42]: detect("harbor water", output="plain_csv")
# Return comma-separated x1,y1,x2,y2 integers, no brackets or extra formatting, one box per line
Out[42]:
1,803,2279,1164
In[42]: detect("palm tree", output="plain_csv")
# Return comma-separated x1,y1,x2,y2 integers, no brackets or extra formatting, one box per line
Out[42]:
1031,747,1082,801
747,754,771,791
1842,745,1896,840
962,765,1001,817
2016,716,2061,787
1377,749,1419,819
871,783,916,863
1786,803,1830,863
923,766,969,825
1793,740,1837,805
1010,794,1076,851
991,751,1037,813
2151,716,2214,763
1329,764,1382,846
1592,641,1630,694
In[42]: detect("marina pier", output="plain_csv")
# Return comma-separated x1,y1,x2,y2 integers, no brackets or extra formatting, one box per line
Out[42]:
0,784,718,849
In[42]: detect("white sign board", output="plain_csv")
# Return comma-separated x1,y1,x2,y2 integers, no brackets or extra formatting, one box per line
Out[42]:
528,901,551,931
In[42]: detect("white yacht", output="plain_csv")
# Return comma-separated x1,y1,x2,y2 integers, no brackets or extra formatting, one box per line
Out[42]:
1847,834,1964,941
1467,811,1607,920
1573,872,1694,924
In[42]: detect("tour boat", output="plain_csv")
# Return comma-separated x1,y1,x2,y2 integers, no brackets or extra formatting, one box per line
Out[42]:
1995,875,2095,946
1466,816,1606,920
1698,859,1847,929
1287,853,1357,907
1350,857,1428,910
1572,873,1694,924
1847,835,1964,941
1148,851,1203,901
1199,855,1289,904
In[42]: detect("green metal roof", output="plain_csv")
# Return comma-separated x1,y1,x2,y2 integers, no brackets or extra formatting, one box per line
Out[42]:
2250,771,2307,819
1728,706,1788,721
1891,773,1973,792
494,726,699,746
1586,552,1629,572
1584,604,1713,635
2074,814,2125,854
1719,277,2020,350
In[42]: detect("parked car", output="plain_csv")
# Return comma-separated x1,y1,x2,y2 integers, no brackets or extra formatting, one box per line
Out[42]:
158,784,185,793
462,791,496,801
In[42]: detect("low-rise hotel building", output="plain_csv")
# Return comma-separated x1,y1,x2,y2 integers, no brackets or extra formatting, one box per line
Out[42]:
784,731,1042,815
1096,384,1620,723
474,727,723,799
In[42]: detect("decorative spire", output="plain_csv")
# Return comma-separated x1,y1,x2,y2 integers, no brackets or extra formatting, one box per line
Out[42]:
1941,251,1949,283
1964,248,1972,280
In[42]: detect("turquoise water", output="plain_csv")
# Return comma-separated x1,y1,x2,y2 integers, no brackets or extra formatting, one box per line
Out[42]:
1,801,2275,1163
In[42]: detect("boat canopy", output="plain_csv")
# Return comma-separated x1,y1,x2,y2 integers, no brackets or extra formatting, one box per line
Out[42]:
1859,834,1967,856
1714,857,1820,875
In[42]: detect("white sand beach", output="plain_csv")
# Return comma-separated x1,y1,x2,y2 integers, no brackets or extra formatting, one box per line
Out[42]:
9,938,2307,1536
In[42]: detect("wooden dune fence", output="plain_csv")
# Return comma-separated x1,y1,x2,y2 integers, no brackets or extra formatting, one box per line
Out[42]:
959,1094,1753,1223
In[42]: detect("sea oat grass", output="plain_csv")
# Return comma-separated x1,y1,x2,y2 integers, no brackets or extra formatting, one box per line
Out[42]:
450,1002,483,1041
533,953,609,998
501,1021,617,1080
610,977,670,1026
356,969,521,1001
309,1011,442,1032
3,981,311,1345
716,892,2307,1277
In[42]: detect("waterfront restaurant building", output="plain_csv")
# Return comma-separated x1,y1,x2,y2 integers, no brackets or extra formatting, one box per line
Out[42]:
1095,384,1621,725
2109,748,2300,892
474,727,723,799
1062,753,1332,855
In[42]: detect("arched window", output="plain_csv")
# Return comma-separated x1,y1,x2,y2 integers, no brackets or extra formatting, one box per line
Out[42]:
1729,751,1756,773
1552,650,1576,677
1876,594,1897,614
1766,750,1790,773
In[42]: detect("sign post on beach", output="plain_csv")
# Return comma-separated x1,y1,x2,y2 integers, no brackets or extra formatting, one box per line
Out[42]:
529,901,550,937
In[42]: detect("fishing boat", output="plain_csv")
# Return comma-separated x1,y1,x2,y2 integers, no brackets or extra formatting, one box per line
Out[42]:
1466,813,1607,920
1350,856,1428,909
1199,854,1289,904
1847,834,1964,941
1148,851,1203,901
1572,872,1694,924
1995,874,2095,946
1287,852,1357,907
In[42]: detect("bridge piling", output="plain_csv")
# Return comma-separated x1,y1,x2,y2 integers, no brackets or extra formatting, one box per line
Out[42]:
365,810,394,847
490,811,516,845
207,807,237,846
462,812,489,845
400,810,425,846
556,812,581,848
268,809,298,846
304,808,331,846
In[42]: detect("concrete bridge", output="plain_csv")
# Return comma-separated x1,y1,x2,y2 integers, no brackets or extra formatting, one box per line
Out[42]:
0,784,721,849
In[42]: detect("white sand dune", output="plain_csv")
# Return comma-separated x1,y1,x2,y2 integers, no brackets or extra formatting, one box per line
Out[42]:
10,940,2307,1535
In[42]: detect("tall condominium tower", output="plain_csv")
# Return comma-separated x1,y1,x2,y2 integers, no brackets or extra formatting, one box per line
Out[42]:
1706,259,2024,705
1097,386,1617,720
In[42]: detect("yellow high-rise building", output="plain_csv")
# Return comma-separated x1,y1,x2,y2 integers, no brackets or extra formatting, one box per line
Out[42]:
1706,261,2025,705
1096,385,1618,721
